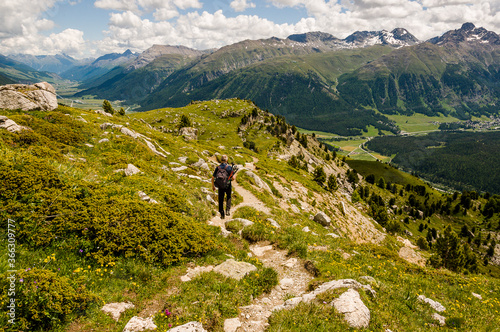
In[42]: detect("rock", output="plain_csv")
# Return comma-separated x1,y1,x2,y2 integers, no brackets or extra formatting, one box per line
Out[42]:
282,258,297,268
206,194,217,206
85,143,94,148
245,171,272,193
213,259,257,280
267,218,280,228
95,109,113,117
279,278,294,289
472,292,482,300
359,276,377,285
98,138,110,143
332,289,370,329
167,321,206,331
138,191,158,204
178,156,188,163
250,245,273,257
223,318,241,332
121,126,140,139
0,115,30,132
123,316,157,332
290,204,300,213
302,226,310,233
180,265,214,282
399,246,425,267
342,252,352,260
76,116,87,123
179,127,198,141
432,313,446,326
172,166,188,172
326,233,340,238
313,212,331,227
101,302,135,321
125,164,142,176
229,218,254,228
418,295,446,312
0,82,58,111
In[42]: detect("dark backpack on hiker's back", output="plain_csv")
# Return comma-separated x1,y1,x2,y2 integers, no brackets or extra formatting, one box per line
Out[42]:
214,164,230,189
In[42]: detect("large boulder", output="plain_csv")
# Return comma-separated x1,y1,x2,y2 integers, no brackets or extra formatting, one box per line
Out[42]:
245,171,272,193
0,82,57,111
332,289,370,329
313,211,331,227
213,259,257,280
0,115,30,132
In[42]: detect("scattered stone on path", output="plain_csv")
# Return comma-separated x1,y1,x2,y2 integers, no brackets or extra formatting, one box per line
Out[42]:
250,245,273,257
418,295,446,312
332,288,370,329
101,302,135,321
213,259,257,280
167,321,206,331
313,211,331,227
223,318,242,332
279,278,294,290
282,258,297,268
432,313,446,326
180,265,214,282
123,316,157,332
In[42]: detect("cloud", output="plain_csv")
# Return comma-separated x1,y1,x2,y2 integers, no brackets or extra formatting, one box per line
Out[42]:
230,0,256,12
94,0,138,11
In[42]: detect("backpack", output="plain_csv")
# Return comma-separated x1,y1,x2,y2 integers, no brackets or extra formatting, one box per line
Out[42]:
214,164,230,189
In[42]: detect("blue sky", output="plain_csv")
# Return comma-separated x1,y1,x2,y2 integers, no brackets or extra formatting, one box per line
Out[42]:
0,0,499,58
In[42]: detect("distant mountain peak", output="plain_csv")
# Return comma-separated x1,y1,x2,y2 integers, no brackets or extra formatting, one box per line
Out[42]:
287,31,340,43
344,28,419,47
429,22,500,45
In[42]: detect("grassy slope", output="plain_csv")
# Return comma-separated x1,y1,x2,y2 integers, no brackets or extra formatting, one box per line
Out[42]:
0,100,499,331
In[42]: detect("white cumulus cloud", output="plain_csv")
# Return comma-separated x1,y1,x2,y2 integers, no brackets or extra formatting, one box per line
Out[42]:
230,0,256,12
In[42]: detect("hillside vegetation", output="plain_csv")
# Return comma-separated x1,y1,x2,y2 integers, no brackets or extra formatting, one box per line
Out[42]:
0,99,499,331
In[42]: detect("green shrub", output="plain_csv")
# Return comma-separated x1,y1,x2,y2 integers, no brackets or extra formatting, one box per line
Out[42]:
226,220,244,233
0,268,98,331
243,267,279,297
241,223,270,243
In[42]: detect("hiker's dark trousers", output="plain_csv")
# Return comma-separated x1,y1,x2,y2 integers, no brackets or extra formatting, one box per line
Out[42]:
218,185,232,216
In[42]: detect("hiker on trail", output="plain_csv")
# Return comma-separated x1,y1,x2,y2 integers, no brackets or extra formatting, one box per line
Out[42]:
212,155,234,219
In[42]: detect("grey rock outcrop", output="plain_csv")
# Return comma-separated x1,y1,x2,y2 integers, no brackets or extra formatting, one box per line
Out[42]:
179,127,198,141
180,265,215,282
332,289,370,329
167,321,206,332
245,171,272,193
432,313,446,326
223,318,242,332
123,316,157,332
313,211,331,227
101,302,135,321
0,82,57,111
418,295,446,312
0,115,30,132
213,259,257,280
227,218,254,228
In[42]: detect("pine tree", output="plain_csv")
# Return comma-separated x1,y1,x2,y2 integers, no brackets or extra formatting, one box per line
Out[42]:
327,174,338,192
102,100,114,115
313,166,326,185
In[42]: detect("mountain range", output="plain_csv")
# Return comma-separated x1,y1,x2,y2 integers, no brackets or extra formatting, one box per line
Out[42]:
2,23,499,135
